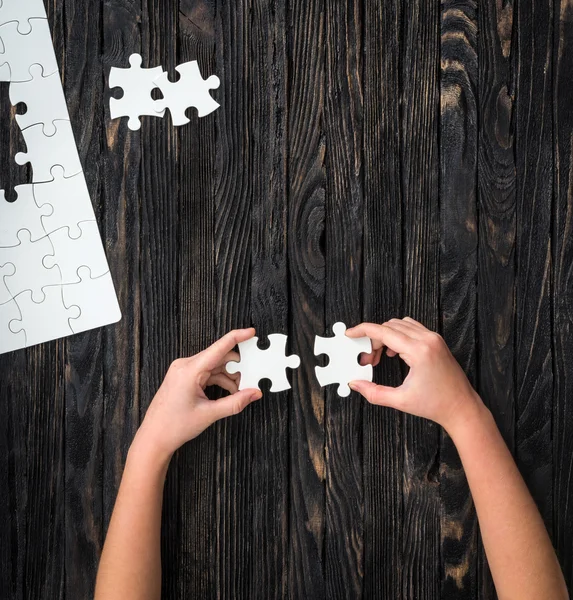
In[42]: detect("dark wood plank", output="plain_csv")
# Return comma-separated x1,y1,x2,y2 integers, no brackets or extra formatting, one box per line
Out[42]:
213,1,255,596
513,0,554,529
553,0,573,590
399,0,441,597
477,0,516,596
176,1,218,597
287,0,327,597
247,1,290,597
138,1,181,597
323,0,364,596
439,0,479,597
362,0,403,596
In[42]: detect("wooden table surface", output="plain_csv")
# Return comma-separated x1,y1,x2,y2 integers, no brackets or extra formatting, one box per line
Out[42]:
1,0,572,598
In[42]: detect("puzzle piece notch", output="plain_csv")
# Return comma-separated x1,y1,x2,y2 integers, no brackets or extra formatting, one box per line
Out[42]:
0,184,52,246
0,0,47,34
34,166,95,237
10,286,80,348
109,53,166,131
0,229,61,302
16,119,82,182
10,64,70,135
44,221,109,284
63,267,121,334
226,334,300,393
154,61,220,126
314,322,373,397
0,18,58,82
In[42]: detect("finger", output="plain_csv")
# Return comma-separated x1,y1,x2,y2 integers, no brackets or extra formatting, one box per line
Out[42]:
212,351,241,375
209,388,263,421
402,316,429,331
207,373,239,394
349,380,402,407
384,319,425,340
386,348,398,357
346,322,417,357
196,328,256,371
359,347,383,366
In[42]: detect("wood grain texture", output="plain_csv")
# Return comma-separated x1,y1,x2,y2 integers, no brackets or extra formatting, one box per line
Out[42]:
287,0,327,596
553,0,573,591
439,0,479,597
323,0,364,596
477,0,516,596
400,0,442,597
362,0,403,597
2,0,573,597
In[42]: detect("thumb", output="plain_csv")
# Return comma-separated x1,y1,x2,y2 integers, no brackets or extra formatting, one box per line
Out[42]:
349,380,400,407
209,388,262,421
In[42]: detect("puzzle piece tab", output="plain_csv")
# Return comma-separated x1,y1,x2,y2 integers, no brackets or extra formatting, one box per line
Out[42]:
0,229,60,302
10,64,70,135
109,53,165,131
44,221,109,284
314,322,373,397
0,297,25,353
10,286,80,348
0,18,58,82
63,267,121,334
0,185,52,246
226,333,300,392
154,61,220,126
34,167,95,237
16,119,82,182
0,0,48,34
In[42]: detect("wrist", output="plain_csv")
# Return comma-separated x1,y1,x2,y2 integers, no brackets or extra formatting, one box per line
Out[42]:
129,420,175,473
442,390,491,440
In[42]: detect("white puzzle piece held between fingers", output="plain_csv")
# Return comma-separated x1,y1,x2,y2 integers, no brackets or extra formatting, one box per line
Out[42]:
226,334,301,393
109,53,165,131
0,18,57,81
314,322,373,397
0,0,48,34
0,1,121,355
154,61,220,126
10,64,70,135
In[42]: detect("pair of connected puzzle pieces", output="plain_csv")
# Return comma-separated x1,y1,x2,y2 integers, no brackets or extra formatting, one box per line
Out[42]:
226,323,373,397
109,53,220,130
0,0,121,355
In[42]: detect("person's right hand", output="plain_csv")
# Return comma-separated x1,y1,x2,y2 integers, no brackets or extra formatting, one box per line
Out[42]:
347,317,485,434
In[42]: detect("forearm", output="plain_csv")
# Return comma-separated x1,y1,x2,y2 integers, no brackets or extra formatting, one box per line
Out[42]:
95,426,172,600
449,397,568,600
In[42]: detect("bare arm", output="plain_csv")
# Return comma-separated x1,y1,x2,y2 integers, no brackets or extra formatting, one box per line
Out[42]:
94,329,262,600
347,318,568,600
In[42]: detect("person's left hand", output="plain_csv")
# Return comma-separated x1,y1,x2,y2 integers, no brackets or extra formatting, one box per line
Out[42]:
138,328,262,458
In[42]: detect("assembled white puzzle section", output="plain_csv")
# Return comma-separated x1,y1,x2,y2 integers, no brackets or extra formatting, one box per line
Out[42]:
109,53,220,130
226,334,301,393
314,322,373,397
0,0,121,356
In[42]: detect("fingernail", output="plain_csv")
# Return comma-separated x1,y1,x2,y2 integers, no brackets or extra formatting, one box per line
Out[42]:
349,382,357,391
251,391,263,401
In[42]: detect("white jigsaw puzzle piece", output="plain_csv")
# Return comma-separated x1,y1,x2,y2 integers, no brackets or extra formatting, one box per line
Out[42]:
314,322,373,397
0,0,47,34
34,167,95,236
0,262,15,304
109,53,165,131
0,298,25,353
63,267,121,334
10,64,69,135
10,286,80,348
0,61,9,81
0,184,52,246
44,221,109,284
0,229,60,302
226,333,300,392
16,119,82,182
0,18,58,82
154,61,220,126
